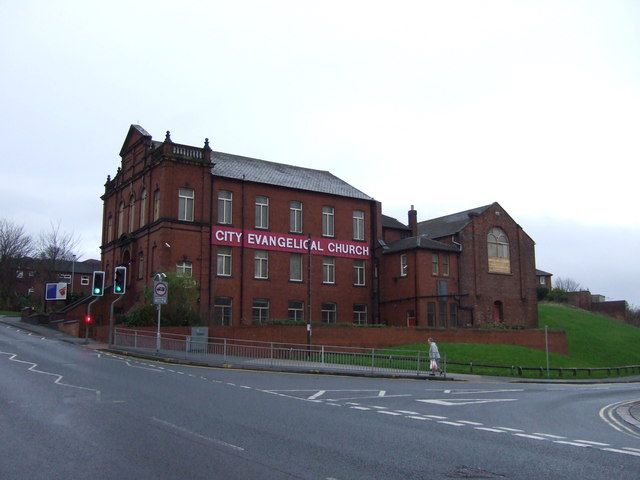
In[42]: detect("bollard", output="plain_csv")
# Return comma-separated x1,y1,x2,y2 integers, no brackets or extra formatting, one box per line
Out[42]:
470,362,473,374
517,366,523,376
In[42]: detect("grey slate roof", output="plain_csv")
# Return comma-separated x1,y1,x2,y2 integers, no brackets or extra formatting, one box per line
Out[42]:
211,151,374,201
382,214,410,230
417,204,492,239
536,269,553,276
383,235,460,254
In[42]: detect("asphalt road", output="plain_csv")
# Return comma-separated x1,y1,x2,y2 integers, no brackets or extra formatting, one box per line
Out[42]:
1,321,639,480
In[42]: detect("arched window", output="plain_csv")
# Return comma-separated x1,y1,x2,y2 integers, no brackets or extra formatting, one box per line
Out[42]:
128,195,136,233
140,188,147,227
117,202,125,237
106,215,113,243
487,227,510,273
153,189,161,221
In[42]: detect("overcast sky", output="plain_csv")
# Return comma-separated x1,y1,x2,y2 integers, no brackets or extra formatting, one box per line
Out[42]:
1,1,639,306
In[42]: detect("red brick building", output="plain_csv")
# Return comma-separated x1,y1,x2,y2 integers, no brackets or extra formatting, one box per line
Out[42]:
100,125,538,328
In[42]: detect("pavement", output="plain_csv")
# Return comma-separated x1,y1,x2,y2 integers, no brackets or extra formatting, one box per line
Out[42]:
1,314,640,428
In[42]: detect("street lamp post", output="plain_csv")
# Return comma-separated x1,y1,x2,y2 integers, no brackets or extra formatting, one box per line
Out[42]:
70,254,76,294
154,272,167,352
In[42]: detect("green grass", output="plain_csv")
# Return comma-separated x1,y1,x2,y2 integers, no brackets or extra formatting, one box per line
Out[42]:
382,303,640,378
0,311,20,316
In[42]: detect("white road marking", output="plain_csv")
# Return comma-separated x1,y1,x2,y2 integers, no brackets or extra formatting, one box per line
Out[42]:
513,434,548,440
457,421,483,426
438,421,465,426
326,403,342,407
424,415,448,419
532,433,566,439
475,427,506,433
307,390,326,400
417,398,517,406
377,411,401,416
350,406,370,411
553,441,592,448
151,417,244,451
600,399,640,439
601,448,640,457
446,389,524,395
397,410,420,415
371,406,387,410
378,390,386,397
623,447,640,453
406,416,430,421
240,385,251,389
573,440,609,446
495,427,524,433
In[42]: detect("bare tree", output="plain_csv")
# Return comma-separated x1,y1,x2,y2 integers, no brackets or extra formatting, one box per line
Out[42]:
0,218,34,309
35,220,81,282
553,277,585,293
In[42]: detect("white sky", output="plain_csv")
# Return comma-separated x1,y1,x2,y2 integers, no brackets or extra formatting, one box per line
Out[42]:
1,1,639,306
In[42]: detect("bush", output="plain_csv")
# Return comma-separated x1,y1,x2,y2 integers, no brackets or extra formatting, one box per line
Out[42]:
124,304,156,327
547,288,568,303
537,286,549,301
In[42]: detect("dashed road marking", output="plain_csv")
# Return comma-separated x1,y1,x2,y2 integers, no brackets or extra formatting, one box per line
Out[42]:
513,433,548,440
495,427,524,433
438,421,465,426
377,411,401,416
553,441,592,448
475,427,506,433
601,448,640,457
574,440,609,446
350,406,370,411
533,433,565,439
406,416,430,421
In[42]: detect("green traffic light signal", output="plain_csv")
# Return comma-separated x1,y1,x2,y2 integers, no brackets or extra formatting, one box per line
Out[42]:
92,271,105,296
114,266,126,295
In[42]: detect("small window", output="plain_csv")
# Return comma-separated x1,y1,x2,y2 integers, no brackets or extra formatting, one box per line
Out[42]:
427,302,435,327
353,210,365,241
254,250,268,279
218,190,232,224
322,206,334,237
539,276,546,285
449,303,458,327
290,201,303,233
107,216,113,242
400,254,408,277
432,254,439,275
290,253,303,282
59,273,71,280
117,202,125,237
80,275,90,286
323,257,335,284
138,252,144,279
252,299,269,324
437,280,448,297
353,304,368,325
321,303,337,324
288,301,304,322
178,188,194,222
214,297,232,326
176,260,193,277
255,196,269,229
442,254,449,276
353,260,365,286
217,247,232,277
140,189,147,227
438,301,447,327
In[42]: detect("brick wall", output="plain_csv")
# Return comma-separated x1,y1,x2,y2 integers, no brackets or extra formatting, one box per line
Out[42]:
591,300,627,320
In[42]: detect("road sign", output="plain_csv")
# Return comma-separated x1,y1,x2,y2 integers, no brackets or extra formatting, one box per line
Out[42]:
153,281,168,305
45,282,67,301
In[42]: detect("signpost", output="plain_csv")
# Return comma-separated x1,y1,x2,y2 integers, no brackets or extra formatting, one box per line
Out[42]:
153,276,168,352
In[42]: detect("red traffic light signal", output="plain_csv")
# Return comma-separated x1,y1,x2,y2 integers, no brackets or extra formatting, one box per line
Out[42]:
84,314,93,324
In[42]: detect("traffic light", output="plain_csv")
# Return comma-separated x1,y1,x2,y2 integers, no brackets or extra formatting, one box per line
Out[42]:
92,271,105,296
114,266,127,294
84,314,93,324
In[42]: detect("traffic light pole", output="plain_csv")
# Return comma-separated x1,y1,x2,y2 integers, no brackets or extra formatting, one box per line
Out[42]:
109,295,123,346
85,296,100,343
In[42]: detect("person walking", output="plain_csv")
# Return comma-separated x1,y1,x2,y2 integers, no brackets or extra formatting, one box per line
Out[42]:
428,337,440,375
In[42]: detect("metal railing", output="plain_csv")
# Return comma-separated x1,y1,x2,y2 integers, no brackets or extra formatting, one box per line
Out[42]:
113,328,447,378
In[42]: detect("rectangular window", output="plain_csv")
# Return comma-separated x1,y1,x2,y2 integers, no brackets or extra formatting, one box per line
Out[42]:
178,188,195,221
539,276,546,285
255,196,269,229
437,280,448,297
138,253,144,279
80,275,90,286
59,273,71,280
118,203,124,237
218,190,233,224
214,297,232,326
323,257,335,284
353,260,365,286
290,201,303,233
322,206,334,237
321,302,337,324
442,254,449,276
129,198,136,232
107,216,113,242
353,304,368,325
252,299,269,324
432,254,439,275
288,301,304,322
290,253,303,282
427,302,435,327
140,190,147,227
254,250,268,279
449,303,458,327
353,210,365,241
400,254,408,277
438,301,447,327
176,261,192,277
217,247,232,276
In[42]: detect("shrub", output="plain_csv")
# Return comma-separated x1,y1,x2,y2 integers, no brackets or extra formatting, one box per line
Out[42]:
536,286,549,301
547,288,568,303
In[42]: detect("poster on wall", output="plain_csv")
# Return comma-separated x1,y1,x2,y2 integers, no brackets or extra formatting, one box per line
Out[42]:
45,282,68,301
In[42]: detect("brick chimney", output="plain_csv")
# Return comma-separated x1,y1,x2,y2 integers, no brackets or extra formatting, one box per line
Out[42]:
408,205,418,236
